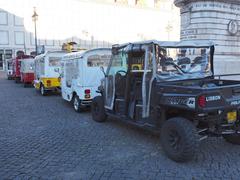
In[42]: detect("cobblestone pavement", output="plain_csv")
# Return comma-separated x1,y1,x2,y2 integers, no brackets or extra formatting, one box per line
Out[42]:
1,71,240,180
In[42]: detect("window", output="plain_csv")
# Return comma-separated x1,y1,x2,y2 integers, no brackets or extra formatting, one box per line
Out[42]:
5,49,12,59
49,57,61,66
87,54,111,67
14,31,25,45
0,11,8,25
0,31,9,45
14,16,24,26
156,46,212,81
107,50,127,76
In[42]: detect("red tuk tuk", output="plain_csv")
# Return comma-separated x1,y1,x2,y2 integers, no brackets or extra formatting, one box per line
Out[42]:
20,57,35,87
13,53,33,83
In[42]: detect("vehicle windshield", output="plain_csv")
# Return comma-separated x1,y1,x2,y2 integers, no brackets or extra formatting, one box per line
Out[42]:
49,56,61,67
87,54,111,67
156,46,212,81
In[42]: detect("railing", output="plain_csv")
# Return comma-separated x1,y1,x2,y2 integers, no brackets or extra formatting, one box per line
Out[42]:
214,73,240,80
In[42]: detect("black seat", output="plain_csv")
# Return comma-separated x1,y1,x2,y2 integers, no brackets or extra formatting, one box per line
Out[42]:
115,72,126,97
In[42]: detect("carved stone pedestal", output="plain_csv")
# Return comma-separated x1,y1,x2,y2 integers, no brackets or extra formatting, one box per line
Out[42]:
174,0,240,75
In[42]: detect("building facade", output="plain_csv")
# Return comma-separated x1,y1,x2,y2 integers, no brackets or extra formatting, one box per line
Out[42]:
0,8,113,71
0,9,62,70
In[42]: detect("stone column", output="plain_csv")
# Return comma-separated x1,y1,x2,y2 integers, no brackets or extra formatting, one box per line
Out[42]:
174,0,240,75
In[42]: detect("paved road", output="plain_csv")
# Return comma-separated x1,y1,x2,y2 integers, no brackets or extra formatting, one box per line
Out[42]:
1,71,240,180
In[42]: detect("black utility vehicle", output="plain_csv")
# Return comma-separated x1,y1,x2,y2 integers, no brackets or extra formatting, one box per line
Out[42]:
91,40,240,162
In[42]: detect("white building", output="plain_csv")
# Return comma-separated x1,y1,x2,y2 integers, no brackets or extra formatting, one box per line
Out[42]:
0,9,62,70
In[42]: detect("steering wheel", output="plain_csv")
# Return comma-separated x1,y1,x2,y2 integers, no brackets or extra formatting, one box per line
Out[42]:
116,70,127,76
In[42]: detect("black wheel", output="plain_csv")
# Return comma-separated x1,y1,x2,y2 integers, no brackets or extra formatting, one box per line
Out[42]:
40,84,47,96
223,134,240,145
160,117,199,162
73,95,82,112
24,83,27,88
15,78,20,83
91,96,107,122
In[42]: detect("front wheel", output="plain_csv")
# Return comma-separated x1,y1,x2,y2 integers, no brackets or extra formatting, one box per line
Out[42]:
160,117,199,162
73,95,82,113
223,134,240,145
91,96,107,122
40,85,47,96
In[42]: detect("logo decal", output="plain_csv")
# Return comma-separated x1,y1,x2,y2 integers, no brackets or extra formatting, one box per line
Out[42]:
206,96,221,102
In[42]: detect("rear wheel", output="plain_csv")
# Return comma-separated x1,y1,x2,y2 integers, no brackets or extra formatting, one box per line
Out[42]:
40,84,47,96
73,95,82,112
160,117,199,162
91,96,107,122
223,134,240,145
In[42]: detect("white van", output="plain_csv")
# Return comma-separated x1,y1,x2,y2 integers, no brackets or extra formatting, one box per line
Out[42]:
61,48,111,112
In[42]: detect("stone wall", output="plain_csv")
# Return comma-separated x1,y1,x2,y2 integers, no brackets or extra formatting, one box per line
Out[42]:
174,0,240,75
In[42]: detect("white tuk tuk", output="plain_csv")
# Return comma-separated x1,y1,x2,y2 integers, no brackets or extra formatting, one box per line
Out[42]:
34,51,67,95
61,48,111,112
6,59,14,80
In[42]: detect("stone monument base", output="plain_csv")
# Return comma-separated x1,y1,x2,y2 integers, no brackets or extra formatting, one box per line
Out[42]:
174,0,240,77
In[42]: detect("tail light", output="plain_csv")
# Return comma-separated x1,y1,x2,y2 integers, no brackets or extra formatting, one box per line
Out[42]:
84,89,91,99
198,95,206,108
85,89,90,94
47,80,51,86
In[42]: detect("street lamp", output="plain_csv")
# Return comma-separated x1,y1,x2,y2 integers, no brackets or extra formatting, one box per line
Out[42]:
32,7,38,55
165,21,173,41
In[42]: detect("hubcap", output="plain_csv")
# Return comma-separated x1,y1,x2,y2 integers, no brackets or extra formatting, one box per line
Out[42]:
74,97,79,110
168,130,181,151
41,86,44,95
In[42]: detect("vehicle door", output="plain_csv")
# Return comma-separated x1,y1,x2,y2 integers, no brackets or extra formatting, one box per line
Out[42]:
104,49,127,110
83,50,111,99
142,45,156,118
62,58,79,101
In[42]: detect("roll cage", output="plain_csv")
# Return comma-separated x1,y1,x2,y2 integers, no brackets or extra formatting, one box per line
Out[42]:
104,40,215,118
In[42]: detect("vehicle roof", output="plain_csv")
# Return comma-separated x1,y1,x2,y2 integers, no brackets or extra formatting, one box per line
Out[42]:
114,40,215,49
62,48,111,60
16,55,34,59
35,50,67,59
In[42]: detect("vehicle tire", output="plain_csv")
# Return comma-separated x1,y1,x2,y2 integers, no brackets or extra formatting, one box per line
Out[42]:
223,134,240,145
40,84,47,96
24,83,27,88
73,95,82,113
15,78,20,83
91,96,107,122
160,117,199,162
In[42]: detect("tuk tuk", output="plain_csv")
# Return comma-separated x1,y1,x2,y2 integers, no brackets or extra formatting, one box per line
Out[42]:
20,57,35,87
6,59,14,80
61,48,111,112
34,51,67,96
13,54,33,83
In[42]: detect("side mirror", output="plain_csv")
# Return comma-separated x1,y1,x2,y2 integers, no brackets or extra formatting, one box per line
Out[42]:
100,66,106,77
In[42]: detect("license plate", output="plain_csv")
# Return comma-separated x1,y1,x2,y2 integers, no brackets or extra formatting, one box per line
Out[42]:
227,111,237,123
